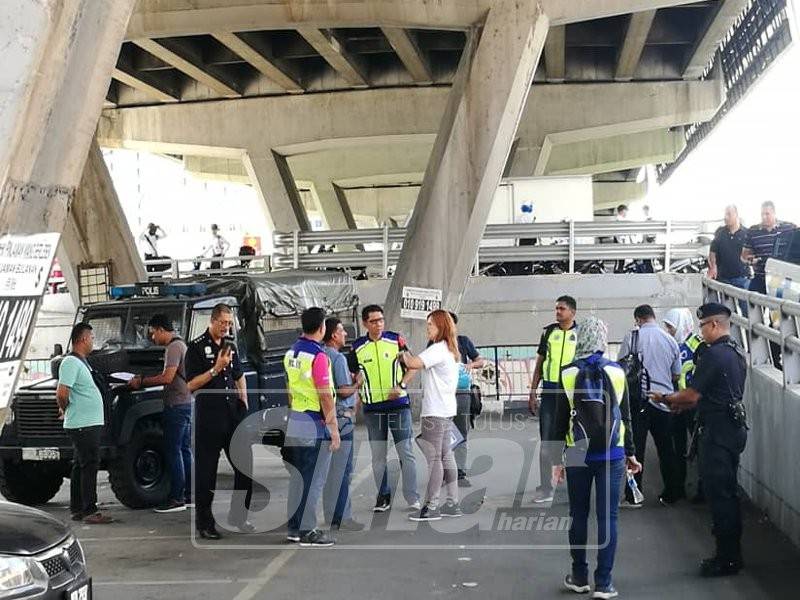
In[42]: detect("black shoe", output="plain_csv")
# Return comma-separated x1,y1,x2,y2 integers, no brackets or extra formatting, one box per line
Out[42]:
699,556,743,577
198,526,222,540
440,500,463,518
563,574,590,594
228,519,256,533
458,476,472,488
286,531,301,543
373,494,391,513
331,518,365,532
409,505,442,521
690,492,706,505
299,529,335,547
71,512,85,522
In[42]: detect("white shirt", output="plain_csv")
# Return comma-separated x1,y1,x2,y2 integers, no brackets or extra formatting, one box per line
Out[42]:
418,341,458,418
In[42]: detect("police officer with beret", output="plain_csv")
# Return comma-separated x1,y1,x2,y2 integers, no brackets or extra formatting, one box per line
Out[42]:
186,303,254,540
649,303,748,577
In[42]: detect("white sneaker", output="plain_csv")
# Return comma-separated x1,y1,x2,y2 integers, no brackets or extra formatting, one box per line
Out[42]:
619,499,644,509
407,500,422,511
532,491,554,504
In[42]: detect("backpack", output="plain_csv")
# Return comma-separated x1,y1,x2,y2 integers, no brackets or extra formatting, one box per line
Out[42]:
569,358,623,457
617,330,650,413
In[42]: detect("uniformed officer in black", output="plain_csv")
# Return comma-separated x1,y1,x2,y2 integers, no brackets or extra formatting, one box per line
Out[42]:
186,303,254,539
649,303,748,577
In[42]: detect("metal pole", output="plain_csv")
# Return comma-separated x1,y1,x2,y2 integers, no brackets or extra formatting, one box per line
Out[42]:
292,230,299,270
474,251,480,277
382,224,389,279
664,219,672,273
568,219,575,274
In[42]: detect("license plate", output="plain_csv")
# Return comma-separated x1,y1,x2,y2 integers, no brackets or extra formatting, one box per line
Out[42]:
22,447,60,461
68,583,89,600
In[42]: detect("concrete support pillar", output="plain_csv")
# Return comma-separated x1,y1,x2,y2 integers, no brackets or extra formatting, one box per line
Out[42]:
59,139,146,299
0,0,137,235
384,0,549,334
242,151,311,232
313,180,356,230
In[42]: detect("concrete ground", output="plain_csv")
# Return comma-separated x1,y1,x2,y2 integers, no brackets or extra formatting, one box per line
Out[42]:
36,414,798,599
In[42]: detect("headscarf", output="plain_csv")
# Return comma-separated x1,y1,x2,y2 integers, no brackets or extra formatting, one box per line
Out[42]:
662,308,694,342
574,316,608,359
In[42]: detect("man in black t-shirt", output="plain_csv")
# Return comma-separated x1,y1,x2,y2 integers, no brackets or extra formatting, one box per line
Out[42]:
708,205,749,290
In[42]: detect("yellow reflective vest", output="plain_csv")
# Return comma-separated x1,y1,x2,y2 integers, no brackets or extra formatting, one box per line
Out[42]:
284,337,334,413
541,324,578,384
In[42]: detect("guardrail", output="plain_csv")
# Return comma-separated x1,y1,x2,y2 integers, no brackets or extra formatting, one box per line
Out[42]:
702,277,800,388
273,220,713,276
143,254,272,280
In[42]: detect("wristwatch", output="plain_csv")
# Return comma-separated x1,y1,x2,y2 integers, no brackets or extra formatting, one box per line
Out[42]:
210,367,219,377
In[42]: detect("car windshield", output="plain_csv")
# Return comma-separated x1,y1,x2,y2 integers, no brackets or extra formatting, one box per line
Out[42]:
78,304,185,351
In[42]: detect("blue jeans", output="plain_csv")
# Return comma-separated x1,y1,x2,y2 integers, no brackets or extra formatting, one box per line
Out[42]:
364,408,419,503
720,276,750,316
163,404,192,502
566,458,625,589
538,381,560,492
323,416,355,525
286,413,332,535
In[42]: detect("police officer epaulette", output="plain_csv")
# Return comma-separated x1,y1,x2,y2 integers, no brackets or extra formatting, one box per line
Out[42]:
189,331,208,345
721,338,746,359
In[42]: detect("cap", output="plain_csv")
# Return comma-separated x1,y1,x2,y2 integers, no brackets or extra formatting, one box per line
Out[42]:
696,303,731,320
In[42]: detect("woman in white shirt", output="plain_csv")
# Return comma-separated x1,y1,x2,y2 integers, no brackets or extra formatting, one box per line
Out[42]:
399,309,462,521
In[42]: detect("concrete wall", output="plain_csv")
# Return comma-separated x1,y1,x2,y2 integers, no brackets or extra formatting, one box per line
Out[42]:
358,272,703,346
741,367,800,547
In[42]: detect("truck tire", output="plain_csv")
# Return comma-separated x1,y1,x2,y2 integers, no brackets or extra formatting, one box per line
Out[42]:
108,419,169,508
0,459,65,505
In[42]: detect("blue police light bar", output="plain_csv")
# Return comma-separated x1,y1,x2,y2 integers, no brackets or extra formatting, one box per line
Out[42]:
110,282,208,299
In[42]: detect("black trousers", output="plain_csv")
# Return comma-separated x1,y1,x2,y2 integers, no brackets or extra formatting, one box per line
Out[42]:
68,426,102,516
671,409,696,492
626,403,681,502
194,411,253,530
453,392,471,475
699,424,747,561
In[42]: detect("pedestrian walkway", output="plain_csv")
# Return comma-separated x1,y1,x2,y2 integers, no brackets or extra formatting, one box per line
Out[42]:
41,415,798,599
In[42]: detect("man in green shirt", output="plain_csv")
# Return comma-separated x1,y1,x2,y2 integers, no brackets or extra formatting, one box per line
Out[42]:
57,323,113,525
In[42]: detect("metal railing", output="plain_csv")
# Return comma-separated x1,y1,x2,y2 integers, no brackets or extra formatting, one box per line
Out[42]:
272,220,713,276
143,254,273,280
702,277,800,388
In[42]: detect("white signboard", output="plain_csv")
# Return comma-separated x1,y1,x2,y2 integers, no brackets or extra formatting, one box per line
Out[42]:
0,233,60,409
400,286,442,320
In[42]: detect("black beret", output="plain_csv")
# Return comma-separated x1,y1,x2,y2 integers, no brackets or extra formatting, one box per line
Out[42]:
696,302,732,320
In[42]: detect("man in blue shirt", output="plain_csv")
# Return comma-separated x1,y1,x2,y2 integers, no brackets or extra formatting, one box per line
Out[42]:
741,201,796,294
322,317,365,532
57,323,113,525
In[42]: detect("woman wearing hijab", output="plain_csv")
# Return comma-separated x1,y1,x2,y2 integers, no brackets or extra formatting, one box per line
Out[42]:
398,310,462,522
663,307,705,503
553,316,642,599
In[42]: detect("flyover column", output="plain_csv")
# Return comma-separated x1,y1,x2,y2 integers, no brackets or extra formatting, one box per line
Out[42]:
0,0,137,234
59,138,146,298
242,151,311,232
384,0,549,333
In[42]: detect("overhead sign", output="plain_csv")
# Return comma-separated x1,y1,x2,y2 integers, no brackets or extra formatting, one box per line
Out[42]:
0,233,59,409
400,286,442,320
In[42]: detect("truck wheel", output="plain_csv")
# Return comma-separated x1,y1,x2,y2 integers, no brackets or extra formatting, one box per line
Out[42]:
0,459,65,505
108,420,169,508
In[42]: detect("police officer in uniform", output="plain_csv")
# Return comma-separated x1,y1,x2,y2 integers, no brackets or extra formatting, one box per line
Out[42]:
186,303,254,539
650,303,748,577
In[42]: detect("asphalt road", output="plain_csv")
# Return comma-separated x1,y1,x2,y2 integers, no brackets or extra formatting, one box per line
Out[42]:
32,414,799,599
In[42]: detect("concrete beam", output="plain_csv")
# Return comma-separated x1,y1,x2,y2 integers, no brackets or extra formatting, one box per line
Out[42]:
98,80,722,160
544,26,566,82
183,156,250,184
60,138,146,297
212,32,304,93
131,38,242,97
332,183,359,229
542,127,686,176
593,180,648,210
296,27,369,88
683,0,749,79
381,27,433,85
112,65,181,103
242,151,311,231
384,0,549,333
125,0,702,38
0,0,137,234
615,10,657,81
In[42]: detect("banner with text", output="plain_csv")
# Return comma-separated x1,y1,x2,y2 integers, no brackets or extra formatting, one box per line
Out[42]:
0,233,60,409
400,286,442,320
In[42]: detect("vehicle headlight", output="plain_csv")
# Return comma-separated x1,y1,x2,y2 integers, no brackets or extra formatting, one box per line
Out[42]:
1,407,12,426
0,555,49,595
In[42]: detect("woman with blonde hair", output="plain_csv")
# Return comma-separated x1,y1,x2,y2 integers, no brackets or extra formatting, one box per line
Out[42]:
399,310,462,521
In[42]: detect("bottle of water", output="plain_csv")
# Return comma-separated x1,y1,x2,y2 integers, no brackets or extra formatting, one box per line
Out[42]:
627,470,644,504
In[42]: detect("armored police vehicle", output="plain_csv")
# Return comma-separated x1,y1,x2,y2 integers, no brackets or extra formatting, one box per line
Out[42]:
0,271,358,509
